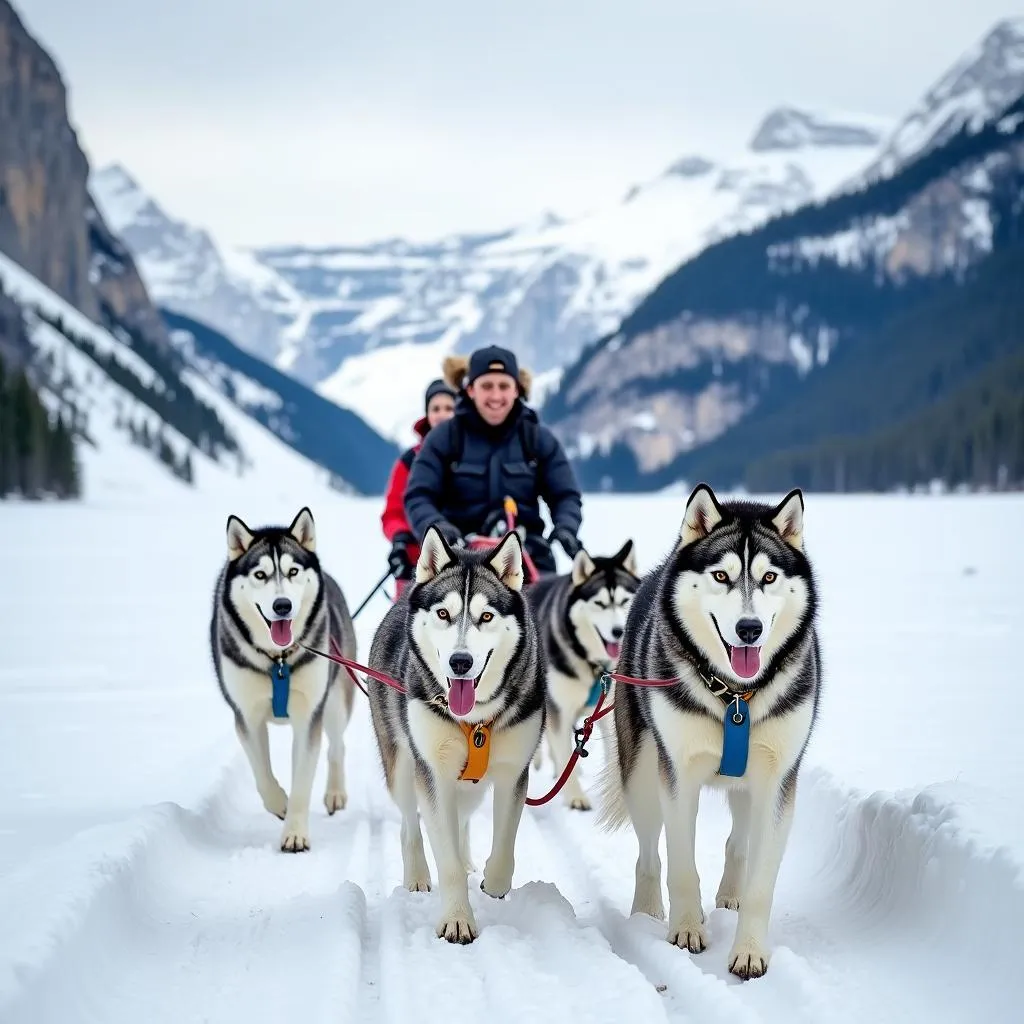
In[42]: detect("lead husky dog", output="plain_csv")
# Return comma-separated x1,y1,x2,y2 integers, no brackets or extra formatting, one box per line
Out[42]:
367,526,545,944
526,540,640,809
210,507,357,852
596,484,820,980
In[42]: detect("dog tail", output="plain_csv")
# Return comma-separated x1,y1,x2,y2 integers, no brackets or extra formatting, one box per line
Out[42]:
594,722,631,833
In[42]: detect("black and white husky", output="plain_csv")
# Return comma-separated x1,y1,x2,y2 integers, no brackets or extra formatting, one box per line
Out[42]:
526,541,640,809
597,484,821,980
366,526,546,944
210,507,357,852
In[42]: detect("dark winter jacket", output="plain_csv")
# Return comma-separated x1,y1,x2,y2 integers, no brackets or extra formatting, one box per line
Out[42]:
403,396,582,544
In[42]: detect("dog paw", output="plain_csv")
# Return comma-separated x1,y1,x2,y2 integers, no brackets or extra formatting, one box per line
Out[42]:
480,877,509,900
280,820,311,853
715,889,741,911
567,794,592,811
405,874,431,893
727,936,770,980
261,785,288,820
436,909,478,944
324,788,347,814
667,912,707,954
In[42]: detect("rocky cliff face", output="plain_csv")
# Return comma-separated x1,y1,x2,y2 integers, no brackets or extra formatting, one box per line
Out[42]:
0,0,170,354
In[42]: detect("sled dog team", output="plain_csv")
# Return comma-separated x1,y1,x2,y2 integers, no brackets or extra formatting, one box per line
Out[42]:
210,483,820,981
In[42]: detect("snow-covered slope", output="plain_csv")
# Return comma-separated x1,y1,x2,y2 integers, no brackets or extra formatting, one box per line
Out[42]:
0,248,352,502
854,16,1024,182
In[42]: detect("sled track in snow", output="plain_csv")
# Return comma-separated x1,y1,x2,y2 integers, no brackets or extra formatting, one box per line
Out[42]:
2,703,1022,1024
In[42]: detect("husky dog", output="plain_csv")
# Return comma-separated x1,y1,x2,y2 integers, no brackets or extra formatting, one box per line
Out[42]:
526,540,640,810
366,526,545,944
210,507,357,852
596,484,820,980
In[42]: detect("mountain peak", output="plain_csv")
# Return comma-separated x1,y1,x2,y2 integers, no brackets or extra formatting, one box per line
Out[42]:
664,155,716,178
90,163,152,232
857,16,1024,181
749,107,888,152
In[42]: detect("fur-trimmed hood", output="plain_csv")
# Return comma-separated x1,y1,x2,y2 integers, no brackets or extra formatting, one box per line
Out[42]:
442,354,533,401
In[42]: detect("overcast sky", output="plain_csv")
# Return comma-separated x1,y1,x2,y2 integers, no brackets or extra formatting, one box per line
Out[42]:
17,0,1024,247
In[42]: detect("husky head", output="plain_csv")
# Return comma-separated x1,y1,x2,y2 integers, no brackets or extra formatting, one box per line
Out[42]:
567,540,640,665
408,526,526,719
224,507,322,652
669,483,813,686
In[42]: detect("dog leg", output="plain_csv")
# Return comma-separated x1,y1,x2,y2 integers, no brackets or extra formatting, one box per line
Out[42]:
280,713,323,852
716,787,751,910
235,715,287,819
727,772,796,980
623,738,665,920
459,816,476,874
481,765,528,899
660,765,706,954
547,704,591,810
417,775,477,943
321,683,349,814
393,751,431,892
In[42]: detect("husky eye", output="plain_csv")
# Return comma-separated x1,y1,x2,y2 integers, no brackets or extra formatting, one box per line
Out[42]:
762,571,777,585
287,567,300,579
712,570,729,584
253,570,267,581
480,612,494,624
436,608,450,622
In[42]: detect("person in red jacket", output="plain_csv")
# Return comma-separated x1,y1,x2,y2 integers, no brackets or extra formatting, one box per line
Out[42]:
381,378,456,592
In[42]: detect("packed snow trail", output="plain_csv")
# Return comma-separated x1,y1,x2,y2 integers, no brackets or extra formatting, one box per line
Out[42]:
3,692,1022,1023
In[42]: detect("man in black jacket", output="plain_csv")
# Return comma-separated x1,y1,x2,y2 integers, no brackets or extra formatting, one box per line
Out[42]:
401,345,583,575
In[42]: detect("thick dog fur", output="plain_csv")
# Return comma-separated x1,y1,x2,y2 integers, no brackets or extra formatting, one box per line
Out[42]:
366,526,546,944
595,484,820,980
210,507,357,852
526,540,640,809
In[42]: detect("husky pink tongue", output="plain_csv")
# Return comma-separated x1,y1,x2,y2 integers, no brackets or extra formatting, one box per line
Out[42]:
270,618,293,647
604,641,620,660
730,645,760,679
447,678,477,716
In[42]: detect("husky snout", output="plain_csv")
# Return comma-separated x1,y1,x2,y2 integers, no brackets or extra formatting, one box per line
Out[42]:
448,650,474,678
735,617,763,645
272,596,293,618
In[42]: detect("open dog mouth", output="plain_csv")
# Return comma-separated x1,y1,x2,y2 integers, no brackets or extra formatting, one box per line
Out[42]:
710,615,760,680
257,607,294,648
601,637,621,660
446,650,493,717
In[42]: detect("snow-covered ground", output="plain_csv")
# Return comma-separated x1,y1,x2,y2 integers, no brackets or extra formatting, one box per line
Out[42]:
1,485,1021,1023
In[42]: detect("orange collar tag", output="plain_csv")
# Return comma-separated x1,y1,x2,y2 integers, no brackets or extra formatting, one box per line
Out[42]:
457,721,492,783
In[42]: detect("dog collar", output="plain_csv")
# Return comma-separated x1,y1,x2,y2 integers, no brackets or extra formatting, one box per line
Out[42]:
457,720,493,783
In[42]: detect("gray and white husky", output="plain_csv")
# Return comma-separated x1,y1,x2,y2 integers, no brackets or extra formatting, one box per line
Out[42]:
526,540,640,809
366,526,546,944
596,484,821,980
210,507,357,852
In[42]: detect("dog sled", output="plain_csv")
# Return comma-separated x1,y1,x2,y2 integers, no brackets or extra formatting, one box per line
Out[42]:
389,496,541,602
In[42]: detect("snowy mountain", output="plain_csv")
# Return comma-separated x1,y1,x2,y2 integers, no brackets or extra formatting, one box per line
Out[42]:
90,165,295,364
91,106,887,446
856,17,1024,182
542,91,1024,490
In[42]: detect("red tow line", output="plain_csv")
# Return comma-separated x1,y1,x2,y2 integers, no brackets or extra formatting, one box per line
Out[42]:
299,641,681,807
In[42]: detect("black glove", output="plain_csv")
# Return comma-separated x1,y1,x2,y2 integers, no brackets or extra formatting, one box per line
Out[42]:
480,508,509,539
388,532,415,580
550,525,581,558
434,521,465,549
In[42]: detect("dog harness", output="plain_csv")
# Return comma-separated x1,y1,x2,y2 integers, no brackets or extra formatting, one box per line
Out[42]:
457,720,493,783
270,659,291,718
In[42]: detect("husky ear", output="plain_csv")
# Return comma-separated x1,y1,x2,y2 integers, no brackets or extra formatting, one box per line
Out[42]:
614,539,638,577
226,515,255,561
571,548,596,587
416,526,456,583
679,483,724,547
487,530,524,592
771,488,804,551
289,507,316,552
